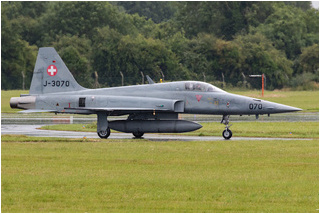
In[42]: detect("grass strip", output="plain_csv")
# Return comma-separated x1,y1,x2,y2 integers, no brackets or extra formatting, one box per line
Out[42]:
2,135,318,212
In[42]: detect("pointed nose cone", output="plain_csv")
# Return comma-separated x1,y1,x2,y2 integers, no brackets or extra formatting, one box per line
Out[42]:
270,103,302,113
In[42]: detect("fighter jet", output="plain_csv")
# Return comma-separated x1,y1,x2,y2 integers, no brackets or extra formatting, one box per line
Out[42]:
10,47,302,139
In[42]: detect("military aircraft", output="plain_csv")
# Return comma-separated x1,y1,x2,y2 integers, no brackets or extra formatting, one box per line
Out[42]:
10,47,302,139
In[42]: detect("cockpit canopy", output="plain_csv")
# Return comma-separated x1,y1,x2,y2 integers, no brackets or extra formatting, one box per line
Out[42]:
185,81,225,92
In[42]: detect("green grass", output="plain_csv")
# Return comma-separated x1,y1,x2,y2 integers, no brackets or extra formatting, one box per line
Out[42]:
2,90,319,113
1,90,29,113
41,123,99,133
41,121,319,139
190,121,319,138
2,135,318,212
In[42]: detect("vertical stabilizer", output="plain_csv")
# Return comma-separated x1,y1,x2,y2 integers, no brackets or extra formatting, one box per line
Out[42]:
29,47,86,94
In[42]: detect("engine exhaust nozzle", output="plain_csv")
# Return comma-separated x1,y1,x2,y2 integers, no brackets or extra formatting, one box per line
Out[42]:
10,96,36,110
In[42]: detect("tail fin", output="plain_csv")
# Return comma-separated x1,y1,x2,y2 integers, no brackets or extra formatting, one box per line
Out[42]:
29,47,86,94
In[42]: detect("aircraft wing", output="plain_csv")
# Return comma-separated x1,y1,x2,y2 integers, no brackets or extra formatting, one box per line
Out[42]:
17,96,185,115
63,97,185,115
18,106,174,115
65,107,171,111
63,105,182,116
18,109,58,113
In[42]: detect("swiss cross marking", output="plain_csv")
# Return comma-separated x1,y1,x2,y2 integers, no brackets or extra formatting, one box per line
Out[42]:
47,65,58,76
196,95,203,102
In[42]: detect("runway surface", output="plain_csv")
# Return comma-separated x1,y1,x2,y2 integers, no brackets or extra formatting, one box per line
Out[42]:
1,124,312,141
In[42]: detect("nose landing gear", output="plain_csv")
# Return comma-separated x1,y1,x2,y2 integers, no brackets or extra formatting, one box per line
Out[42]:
221,115,232,140
222,128,232,140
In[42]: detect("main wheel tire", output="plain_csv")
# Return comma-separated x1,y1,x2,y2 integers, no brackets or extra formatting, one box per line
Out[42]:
222,129,232,140
133,132,144,138
97,127,111,139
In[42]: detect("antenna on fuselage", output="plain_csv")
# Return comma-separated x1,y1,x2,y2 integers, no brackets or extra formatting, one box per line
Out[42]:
146,75,155,84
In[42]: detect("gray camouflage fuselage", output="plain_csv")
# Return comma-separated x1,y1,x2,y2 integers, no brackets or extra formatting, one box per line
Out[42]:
19,82,300,116
10,47,302,139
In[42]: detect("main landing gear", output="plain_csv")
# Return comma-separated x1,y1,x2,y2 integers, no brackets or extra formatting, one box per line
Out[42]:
97,112,111,139
98,127,111,139
221,115,232,140
96,112,146,139
132,131,144,138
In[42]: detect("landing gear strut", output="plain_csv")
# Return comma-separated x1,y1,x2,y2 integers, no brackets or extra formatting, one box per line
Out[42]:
97,112,111,139
221,115,232,140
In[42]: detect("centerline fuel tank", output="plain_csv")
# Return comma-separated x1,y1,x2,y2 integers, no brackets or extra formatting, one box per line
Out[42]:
109,120,202,133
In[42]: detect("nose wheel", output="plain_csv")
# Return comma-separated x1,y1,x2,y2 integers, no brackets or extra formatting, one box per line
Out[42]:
222,128,232,140
221,115,232,140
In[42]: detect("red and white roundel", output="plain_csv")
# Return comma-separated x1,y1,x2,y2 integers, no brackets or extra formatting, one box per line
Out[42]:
47,65,58,76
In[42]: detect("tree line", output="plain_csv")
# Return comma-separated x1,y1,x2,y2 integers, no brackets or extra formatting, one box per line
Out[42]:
2,1,319,90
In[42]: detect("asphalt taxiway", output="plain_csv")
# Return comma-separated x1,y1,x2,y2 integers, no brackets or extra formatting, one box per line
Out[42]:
1,124,312,141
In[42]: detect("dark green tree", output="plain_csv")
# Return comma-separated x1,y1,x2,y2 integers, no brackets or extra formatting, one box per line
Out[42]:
285,1,312,11
244,2,275,27
1,3,37,90
295,44,319,77
91,26,184,86
255,4,318,60
52,36,93,88
180,34,241,83
234,33,293,89
115,1,178,23
1,1,318,90
175,2,253,40
40,2,131,44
